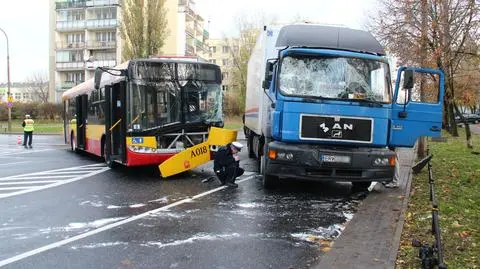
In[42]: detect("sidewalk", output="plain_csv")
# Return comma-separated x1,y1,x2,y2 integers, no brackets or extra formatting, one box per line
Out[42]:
315,148,415,269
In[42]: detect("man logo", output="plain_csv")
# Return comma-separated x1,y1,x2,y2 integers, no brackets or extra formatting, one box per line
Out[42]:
332,130,343,138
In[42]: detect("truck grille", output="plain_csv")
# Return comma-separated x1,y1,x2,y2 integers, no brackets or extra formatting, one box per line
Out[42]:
300,114,373,143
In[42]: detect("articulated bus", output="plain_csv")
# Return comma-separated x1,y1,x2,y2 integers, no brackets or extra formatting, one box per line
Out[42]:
62,58,223,167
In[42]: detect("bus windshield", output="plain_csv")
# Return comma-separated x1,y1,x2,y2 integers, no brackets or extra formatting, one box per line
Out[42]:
279,55,391,103
127,61,222,132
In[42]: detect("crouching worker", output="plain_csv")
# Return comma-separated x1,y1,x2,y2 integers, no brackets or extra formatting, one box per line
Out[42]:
213,141,245,188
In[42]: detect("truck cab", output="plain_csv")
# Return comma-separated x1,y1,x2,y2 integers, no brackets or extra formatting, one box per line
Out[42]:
244,24,444,189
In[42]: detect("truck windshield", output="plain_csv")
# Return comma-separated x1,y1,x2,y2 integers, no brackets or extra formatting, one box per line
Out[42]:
127,81,222,131
279,55,391,103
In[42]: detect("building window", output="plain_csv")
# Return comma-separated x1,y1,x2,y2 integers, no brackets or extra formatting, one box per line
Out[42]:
221,72,228,80
209,59,216,64
210,46,216,53
233,46,239,53
22,93,29,99
96,32,116,42
222,46,229,53
222,59,229,66
67,72,84,82
222,85,229,91
15,93,21,100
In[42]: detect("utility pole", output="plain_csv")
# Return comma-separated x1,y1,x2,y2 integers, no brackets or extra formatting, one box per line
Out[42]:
0,28,12,132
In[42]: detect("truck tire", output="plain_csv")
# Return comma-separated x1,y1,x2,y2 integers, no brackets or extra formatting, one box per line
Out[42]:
352,181,371,192
261,143,278,189
247,132,255,158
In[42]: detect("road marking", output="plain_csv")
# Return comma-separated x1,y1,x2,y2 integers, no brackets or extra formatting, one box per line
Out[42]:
0,164,110,199
0,149,56,156
0,174,257,267
0,161,31,166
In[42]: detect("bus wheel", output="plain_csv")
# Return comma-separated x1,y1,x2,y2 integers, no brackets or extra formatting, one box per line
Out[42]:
103,140,115,168
70,133,76,152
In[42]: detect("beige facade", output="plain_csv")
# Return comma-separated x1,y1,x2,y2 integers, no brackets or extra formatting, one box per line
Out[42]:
0,83,47,103
207,38,239,91
49,0,211,103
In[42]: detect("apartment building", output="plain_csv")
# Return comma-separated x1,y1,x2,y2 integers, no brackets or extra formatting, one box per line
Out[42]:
207,38,239,91
49,0,210,103
0,83,47,103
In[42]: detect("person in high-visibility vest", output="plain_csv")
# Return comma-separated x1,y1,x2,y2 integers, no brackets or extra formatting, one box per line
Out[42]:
22,114,34,149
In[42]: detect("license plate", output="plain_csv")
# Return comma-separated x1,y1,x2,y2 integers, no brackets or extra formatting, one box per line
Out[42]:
321,154,351,164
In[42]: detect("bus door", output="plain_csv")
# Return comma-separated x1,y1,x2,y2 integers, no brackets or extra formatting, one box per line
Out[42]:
105,82,126,163
75,94,88,149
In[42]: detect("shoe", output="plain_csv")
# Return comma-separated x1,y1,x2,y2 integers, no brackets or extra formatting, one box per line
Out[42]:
383,182,399,188
225,182,238,188
29,145,32,149
24,145,28,149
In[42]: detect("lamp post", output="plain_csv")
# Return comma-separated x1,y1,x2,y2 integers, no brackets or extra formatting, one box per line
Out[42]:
0,27,11,132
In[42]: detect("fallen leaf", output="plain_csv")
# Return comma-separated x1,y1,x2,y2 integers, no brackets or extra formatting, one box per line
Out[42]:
397,195,405,200
458,231,470,238
321,247,332,252
452,221,462,228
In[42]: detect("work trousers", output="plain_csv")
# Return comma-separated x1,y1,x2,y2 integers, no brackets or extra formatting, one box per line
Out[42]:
23,131,33,146
216,164,244,184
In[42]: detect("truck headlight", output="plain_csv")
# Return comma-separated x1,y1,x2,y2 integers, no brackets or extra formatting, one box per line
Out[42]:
276,152,294,161
373,157,389,166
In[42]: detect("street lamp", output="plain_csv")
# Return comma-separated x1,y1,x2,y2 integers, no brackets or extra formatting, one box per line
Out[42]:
0,27,11,132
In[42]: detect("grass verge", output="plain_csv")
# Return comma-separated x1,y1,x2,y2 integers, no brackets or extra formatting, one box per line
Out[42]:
224,116,243,130
396,129,480,268
0,120,64,134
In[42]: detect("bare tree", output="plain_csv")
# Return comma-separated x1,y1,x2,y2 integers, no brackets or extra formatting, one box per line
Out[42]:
25,72,49,104
120,0,169,61
369,0,479,148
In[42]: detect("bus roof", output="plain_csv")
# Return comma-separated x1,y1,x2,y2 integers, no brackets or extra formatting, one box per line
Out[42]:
61,58,219,101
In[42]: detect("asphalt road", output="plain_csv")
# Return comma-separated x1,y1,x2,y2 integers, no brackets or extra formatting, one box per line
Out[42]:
0,134,363,269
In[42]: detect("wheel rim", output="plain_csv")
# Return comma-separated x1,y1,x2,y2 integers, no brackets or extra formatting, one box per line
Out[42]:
71,135,76,150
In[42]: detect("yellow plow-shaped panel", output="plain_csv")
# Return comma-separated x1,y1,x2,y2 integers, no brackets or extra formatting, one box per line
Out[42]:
159,127,238,178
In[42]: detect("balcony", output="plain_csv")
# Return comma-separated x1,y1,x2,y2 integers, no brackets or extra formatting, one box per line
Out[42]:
185,25,194,38
61,80,84,89
86,19,117,29
56,20,86,31
56,62,85,71
86,41,116,49
86,0,120,7
86,60,117,69
56,0,87,9
186,44,195,55
56,42,86,50
203,29,209,40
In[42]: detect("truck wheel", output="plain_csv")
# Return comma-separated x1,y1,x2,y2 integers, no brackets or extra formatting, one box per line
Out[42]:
70,133,77,152
247,133,255,158
352,182,371,192
261,147,278,189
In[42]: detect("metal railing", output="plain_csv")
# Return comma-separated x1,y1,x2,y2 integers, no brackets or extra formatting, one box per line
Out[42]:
56,62,85,70
86,0,120,6
86,40,116,49
56,20,86,31
56,42,86,50
85,60,117,69
56,1,87,9
412,154,447,269
86,19,117,29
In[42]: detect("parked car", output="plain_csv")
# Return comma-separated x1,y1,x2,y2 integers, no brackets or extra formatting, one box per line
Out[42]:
455,113,480,125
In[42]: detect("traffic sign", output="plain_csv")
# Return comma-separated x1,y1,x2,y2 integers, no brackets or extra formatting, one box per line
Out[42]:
7,102,13,108
7,95,13,102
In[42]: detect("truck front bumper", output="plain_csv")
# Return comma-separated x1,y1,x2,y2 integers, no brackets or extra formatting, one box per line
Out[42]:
265,141,395,183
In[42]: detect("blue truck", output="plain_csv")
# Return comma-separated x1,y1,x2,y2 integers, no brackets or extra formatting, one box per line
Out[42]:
243,24,444,190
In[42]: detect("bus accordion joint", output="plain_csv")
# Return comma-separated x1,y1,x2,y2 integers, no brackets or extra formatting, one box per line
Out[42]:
109,119,122,132
159,127,238,178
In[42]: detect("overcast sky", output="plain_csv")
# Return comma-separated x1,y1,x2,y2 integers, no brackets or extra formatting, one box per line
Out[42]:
0,0,377,83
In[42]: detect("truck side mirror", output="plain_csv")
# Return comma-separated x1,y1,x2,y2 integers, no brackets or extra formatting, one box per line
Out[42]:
262,62,274,89
403,70,414,89
94,68,103,90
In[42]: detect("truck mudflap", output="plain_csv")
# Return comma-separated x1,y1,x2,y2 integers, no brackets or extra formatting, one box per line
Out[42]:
265,141,396,182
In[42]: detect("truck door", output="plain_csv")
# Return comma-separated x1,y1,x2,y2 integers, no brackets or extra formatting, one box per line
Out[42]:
105,82,126,164
389,67,444,147
75,94,88,149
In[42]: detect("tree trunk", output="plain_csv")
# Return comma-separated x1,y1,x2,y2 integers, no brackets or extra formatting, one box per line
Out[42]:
454,103,473,149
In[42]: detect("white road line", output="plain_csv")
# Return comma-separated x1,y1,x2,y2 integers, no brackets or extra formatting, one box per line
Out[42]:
0,181,57,185
0,149,56,156
0,167,110,199
3,175,77,180
0,174,257,267
0,164,107,179
0,186,31,190
0,161,31,166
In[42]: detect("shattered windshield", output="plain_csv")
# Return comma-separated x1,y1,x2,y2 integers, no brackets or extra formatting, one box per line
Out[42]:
279,55,391,103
